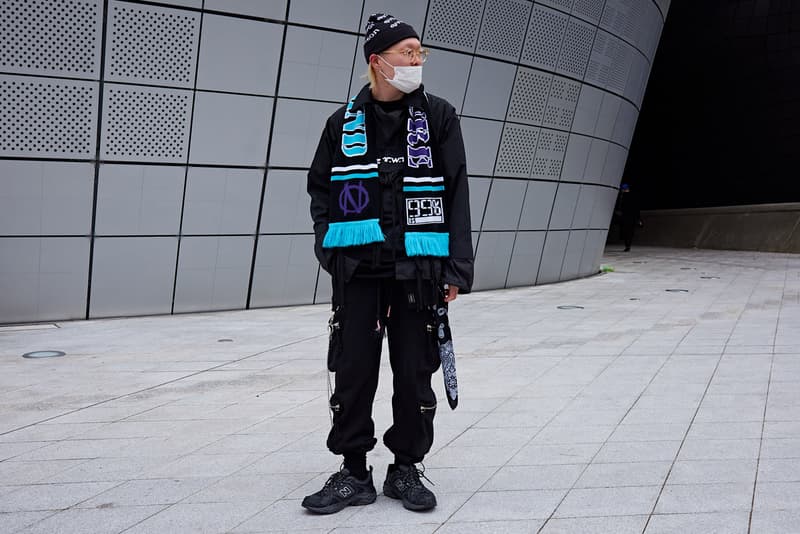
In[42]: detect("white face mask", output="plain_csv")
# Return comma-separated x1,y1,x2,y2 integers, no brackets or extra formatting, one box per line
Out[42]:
378,55,422,94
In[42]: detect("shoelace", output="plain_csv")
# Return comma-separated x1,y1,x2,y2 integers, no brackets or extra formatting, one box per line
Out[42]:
401,463,435,488
322,469,348,495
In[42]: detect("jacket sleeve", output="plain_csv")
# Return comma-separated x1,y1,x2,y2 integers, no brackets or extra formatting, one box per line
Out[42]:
438,102,474,293
307,115,337,273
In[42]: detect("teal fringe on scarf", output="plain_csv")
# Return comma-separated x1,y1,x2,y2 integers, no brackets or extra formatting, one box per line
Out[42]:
323,219,384,248
405,232,449,257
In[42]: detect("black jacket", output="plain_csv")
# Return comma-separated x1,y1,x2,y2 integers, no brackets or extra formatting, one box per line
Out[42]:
308,84,474,293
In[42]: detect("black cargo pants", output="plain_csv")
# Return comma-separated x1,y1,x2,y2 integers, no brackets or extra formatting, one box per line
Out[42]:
326,276,441,465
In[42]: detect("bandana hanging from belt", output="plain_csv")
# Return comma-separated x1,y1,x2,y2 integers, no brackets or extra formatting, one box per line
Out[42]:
322,92,450,257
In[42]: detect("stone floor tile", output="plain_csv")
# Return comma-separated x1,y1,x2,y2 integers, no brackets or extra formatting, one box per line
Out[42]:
426,445,520,468
236,451,340,475
644,511,749,534
654,483,754,514
330,526,439,534
539,515,648,534
434,520,543,534
343,492,473,526
750,510,800,534
667,459,757,485
593,441,682,463
758,458,800,482
0,511,53,534
20,505,165,534
754,481,800,510
0,442,50,462
0,459,88,485
125,502,265,533
143,453,262,479
449,427,538,448
508,443,602,466
195,432,307,455
553,486,661,518
760,438,800,458
450,490,565,522
0,482,118,513
79,477,216,507
763,421,800,439
608,423,689,442
483,464,585,491
686,422,763,440
575,461,672,488
47,457,159,483
531,425,616,444
3,248,800,530
676,439,761,460
474,411,553,429
416,466,499,494
11,438,146,462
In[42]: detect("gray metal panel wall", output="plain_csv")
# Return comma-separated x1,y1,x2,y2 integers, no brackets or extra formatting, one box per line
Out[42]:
0,0,669,322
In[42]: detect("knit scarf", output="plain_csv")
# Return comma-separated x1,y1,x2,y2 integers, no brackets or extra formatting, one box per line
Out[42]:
322,93,449,257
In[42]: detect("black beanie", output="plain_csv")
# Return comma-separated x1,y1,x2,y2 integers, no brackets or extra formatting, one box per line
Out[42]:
363,13,419,62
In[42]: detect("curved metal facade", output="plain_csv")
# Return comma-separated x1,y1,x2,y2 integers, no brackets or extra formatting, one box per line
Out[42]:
0,0,669,323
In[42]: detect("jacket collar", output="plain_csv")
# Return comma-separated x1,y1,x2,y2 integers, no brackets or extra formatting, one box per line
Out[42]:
350,83,428,112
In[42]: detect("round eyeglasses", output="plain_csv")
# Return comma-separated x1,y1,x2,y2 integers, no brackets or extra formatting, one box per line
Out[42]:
381,47,430,63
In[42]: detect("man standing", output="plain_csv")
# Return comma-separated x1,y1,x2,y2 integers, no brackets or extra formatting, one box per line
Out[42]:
304,13,473,514
616,183,641,251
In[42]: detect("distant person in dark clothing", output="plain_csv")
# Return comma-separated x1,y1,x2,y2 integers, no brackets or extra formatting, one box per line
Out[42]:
615,183,641,251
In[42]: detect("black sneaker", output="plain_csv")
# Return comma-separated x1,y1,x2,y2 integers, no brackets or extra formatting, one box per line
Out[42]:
383,463,437,511
301,466,377,514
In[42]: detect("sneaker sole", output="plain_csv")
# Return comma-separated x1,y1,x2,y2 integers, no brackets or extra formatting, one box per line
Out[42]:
383,483,437,511
301,491,377,515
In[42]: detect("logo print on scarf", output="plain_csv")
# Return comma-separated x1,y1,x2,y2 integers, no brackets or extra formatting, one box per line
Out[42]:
407,110,433,168
338,181,370,216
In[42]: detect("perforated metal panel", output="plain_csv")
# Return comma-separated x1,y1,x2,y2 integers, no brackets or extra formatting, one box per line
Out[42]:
640,2,663,60
536,0,574,12
630,53,651,106
543,76,581,129
584,31,633,95
424,0,485,53
495,124,539,178
521,4,568,69
557,17,595,78
105,1,200,88
532,128,569,179
613,99,638,147
1,0,102,78
572,0,605,23
1,75,98,158
601,0,643,46
476,0,531,61
101,84,192,162
507,68,552,125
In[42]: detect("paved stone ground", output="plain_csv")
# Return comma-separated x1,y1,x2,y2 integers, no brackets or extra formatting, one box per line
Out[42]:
1,247,800,534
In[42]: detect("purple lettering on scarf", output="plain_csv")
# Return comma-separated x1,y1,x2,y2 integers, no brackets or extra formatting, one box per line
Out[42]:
338,181,370,216
407,146,433,169
407,116,430,145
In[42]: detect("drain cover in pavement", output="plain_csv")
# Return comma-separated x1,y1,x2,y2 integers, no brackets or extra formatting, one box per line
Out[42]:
218,339,234,342
700,276,720,280
557,305,584,310
665,289,689,293
22,350,66,359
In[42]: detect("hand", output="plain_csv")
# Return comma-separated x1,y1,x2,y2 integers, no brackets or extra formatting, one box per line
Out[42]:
444,285,459,303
